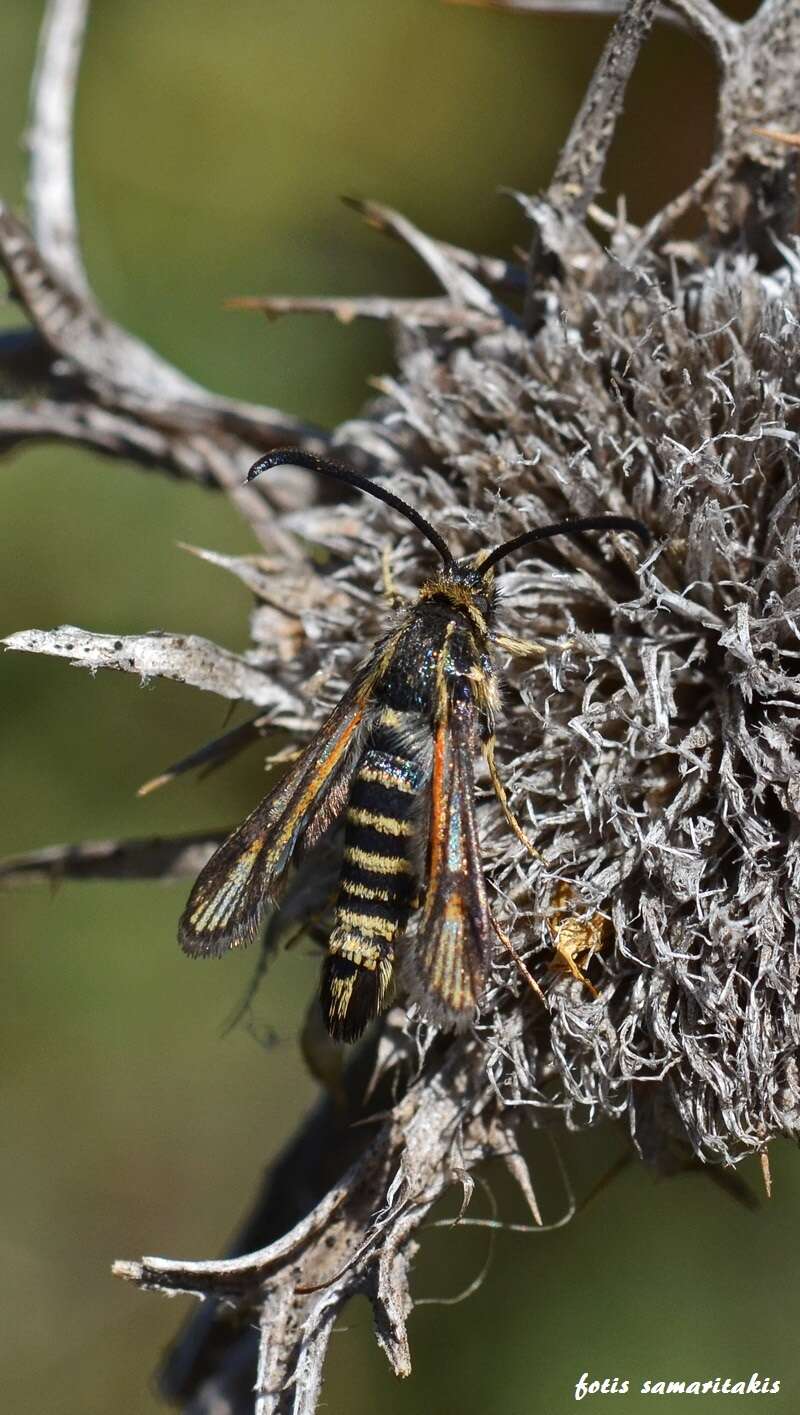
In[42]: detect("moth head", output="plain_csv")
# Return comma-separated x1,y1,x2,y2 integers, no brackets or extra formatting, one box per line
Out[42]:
451,551,497,623
418,555,498,636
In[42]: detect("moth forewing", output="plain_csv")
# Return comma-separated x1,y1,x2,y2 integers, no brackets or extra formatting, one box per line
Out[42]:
406,668,494,1027
178,652,386,957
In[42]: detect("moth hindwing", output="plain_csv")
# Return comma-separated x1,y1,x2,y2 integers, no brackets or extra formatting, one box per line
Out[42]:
178,446,650,1041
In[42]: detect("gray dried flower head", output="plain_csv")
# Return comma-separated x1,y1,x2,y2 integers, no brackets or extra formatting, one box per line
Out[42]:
271,253,800,1170
2,0,800,1410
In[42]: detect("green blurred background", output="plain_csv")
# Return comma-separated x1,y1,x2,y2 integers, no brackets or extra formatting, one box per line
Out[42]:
2,2,796,1413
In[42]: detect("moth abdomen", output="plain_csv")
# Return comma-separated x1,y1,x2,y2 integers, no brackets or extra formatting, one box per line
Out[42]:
321,937,395,1044
321,745,423,1040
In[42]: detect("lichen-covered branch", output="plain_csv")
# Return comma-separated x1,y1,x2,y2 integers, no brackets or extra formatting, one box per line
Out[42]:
2,626,305,714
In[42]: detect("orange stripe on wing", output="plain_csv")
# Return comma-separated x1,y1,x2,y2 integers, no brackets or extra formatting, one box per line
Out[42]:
426,717,449,899
263,706,365,871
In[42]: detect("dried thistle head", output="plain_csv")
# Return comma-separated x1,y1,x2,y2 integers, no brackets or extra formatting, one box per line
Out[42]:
239,247,800,1169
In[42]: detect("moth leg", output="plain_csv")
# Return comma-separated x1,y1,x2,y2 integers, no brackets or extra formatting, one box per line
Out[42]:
491,913,547,1006
381,542,408,608
493,632,577,659
483,734,544,863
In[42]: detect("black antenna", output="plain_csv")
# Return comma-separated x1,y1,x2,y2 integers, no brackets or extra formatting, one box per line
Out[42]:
247,449,454,567
479,515,650,576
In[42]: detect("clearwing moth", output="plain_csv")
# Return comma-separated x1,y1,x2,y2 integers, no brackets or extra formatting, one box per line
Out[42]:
179,450,649,1041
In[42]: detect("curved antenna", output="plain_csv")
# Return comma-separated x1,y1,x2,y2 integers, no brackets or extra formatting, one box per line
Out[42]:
247,449,454,567
479,515,650,576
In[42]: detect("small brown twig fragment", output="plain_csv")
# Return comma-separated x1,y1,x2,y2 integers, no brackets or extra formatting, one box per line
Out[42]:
227,292,503,334
752,126,800,150
760,1149,773,1199
342,197,503,316
137,714,271,797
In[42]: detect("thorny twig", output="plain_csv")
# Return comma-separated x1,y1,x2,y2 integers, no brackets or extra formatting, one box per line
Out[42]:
522,0,660,329
0,833,224,887
227,292,505,335
542,0,659,225
3,0,800,1412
